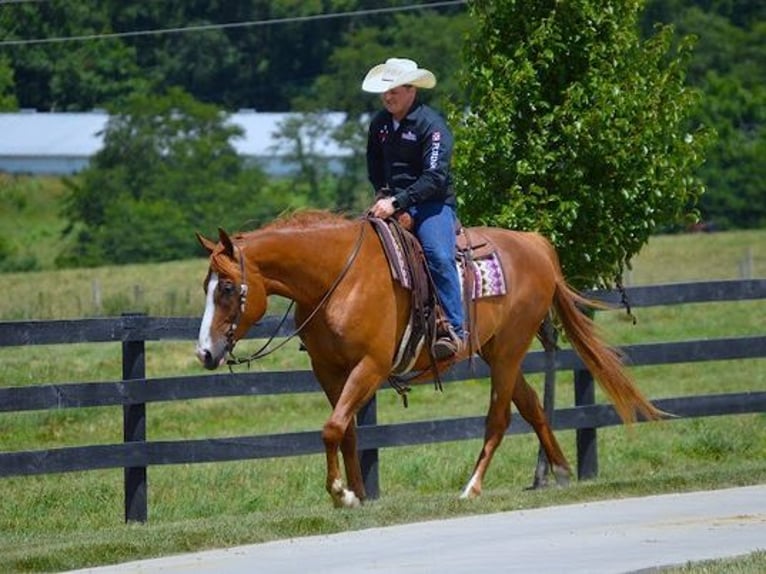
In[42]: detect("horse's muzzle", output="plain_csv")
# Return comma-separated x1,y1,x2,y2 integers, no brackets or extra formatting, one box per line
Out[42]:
197,346,224,370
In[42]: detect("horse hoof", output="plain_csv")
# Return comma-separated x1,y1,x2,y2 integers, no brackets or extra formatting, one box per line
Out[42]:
460,474,482,499
553,466,571,487
341,490,361,508
527,475,550,490
459,484,481,499
331,478,361,508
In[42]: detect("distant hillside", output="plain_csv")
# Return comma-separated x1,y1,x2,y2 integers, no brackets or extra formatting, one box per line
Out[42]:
0,174,69,271
0,174,762,320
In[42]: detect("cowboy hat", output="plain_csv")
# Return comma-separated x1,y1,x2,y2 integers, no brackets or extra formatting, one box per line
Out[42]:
361,58,437,93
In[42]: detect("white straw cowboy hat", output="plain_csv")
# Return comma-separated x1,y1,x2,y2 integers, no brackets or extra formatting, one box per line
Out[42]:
361,58,437,93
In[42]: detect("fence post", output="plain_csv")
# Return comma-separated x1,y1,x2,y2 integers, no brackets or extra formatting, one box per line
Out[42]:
357,393,379,500
574,368,598,480
122,313,147,523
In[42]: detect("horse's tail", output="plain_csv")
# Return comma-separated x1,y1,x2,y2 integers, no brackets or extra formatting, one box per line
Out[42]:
551,278,666,424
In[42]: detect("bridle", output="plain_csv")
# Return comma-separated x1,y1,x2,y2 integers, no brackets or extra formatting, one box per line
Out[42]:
223,219,368,370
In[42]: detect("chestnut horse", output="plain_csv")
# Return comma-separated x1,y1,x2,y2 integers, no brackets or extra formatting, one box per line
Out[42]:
196,211,662,508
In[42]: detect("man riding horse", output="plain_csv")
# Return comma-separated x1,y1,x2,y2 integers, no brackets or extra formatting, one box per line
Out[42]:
364,57,465,360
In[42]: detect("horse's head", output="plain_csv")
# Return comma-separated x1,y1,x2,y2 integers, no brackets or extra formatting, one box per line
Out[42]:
195,228,267,370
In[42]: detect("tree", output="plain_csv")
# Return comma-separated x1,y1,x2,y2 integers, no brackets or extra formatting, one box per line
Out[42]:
57,88,283,267
296,10,471,116
693,72,766,228
270,112,370,214
0,55,17,110
0,2,148,110
651,5,766,229
452,0,711,289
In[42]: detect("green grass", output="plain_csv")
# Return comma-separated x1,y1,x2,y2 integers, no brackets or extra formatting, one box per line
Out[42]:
667,551,766,573
0,175,72,271
0,177,764,571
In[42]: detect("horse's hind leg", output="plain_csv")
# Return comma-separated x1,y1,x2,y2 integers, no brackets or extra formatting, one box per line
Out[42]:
513,373,571,487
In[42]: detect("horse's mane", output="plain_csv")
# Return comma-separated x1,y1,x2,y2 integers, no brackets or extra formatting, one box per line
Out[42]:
260,209,352,231
210,210,355,277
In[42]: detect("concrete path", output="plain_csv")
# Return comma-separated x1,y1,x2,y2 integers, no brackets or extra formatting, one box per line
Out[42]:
68,484,765,574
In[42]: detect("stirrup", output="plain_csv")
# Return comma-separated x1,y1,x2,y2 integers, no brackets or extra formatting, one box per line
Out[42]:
433,327,462,360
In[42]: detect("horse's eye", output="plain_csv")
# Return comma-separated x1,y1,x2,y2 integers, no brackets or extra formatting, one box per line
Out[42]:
220,281,236,296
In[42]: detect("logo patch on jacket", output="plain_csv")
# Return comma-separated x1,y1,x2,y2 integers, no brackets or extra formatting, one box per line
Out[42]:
378,124,389,143
401,130,417,142
429,131,442,168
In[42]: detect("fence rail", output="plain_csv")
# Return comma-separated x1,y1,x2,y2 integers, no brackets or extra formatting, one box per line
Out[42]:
1,279,764,522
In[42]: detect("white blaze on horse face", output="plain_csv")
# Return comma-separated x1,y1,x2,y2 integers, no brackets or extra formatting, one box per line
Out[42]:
197,272,219,357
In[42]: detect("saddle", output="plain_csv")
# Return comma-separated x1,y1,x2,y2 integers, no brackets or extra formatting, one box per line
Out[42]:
368,216,507,378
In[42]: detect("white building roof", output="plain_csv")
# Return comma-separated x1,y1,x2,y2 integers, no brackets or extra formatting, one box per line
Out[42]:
0,110,350,175
0,111,108,157
230,110,349,157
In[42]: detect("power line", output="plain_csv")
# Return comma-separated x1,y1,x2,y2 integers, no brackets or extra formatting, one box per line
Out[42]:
0,0,467,47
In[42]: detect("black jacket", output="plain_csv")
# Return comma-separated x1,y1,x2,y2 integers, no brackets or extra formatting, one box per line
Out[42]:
366,100,455,210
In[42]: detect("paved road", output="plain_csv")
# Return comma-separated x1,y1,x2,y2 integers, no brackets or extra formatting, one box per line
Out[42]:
69,485,765,574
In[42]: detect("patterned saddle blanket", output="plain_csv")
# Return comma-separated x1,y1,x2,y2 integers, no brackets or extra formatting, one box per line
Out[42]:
457,251,507,299
369,218,507,375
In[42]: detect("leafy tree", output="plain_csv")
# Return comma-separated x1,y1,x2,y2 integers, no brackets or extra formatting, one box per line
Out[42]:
0,55,17,110
296,10,471,116
0,2,148,110
641,4,766,229
452,0,711,289
270,112,370,213
57,88,285,267
693,72,766,228
105,0,368,111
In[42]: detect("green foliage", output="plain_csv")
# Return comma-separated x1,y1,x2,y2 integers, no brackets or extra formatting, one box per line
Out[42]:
57,88,281,267
452,0,711,288
0,236,39,272
694,72,766,229
296,11,471,115
0,2,148,110
0,55,17,110
653,5,766,230
1,2,761,231
270,112,371,213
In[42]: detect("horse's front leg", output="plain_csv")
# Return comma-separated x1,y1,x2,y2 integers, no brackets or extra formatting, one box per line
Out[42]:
323,432,361,508
340,421,365,501
321,359,383,508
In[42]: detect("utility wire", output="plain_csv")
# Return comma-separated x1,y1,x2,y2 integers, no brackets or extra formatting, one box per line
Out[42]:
0,0,467,47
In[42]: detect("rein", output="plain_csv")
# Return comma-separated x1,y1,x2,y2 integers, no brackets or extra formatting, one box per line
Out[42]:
225,219,368,370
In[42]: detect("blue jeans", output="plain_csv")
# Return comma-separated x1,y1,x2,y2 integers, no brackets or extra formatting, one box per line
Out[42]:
409,201,464,338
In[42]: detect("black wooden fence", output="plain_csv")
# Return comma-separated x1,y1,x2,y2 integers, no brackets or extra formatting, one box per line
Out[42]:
1,279,764,523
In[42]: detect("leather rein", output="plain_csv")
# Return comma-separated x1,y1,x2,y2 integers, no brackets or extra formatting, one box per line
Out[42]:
225,219,368,370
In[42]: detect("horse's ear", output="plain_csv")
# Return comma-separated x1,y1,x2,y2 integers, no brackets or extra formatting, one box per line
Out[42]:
196,232,216,255
218,227,235,258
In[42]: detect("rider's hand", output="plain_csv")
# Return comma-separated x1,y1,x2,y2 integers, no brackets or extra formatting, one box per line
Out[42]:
369,196,397,219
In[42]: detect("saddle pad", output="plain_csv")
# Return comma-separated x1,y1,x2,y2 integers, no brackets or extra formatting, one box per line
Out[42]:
371,217,506,299
370,217,412,289
459,252,507,299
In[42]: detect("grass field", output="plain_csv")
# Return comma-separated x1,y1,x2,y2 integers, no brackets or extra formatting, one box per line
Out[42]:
0,177,764,572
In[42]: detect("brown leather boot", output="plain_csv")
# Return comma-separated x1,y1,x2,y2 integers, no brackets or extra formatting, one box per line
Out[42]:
433,326,462,360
